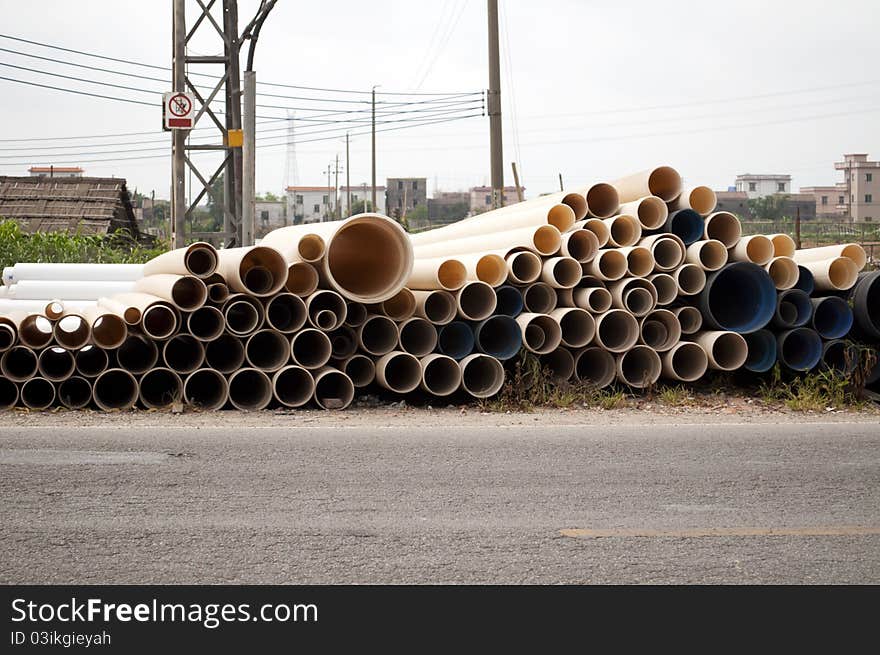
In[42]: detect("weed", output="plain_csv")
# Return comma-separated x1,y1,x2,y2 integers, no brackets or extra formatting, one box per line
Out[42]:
656,385,692,406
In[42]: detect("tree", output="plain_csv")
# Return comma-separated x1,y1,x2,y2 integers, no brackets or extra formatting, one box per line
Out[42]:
256,191,279,202
748,194,790,221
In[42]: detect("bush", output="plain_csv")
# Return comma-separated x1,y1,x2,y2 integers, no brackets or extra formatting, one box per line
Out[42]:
0,220,166,271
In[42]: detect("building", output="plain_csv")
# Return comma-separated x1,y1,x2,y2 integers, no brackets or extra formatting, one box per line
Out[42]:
735,174,791,199
799,184,847,220
286,185,386,224
27,166,84,179
834,153,880,222
468,186,522,213
385,178,427,218
0,176,139,235
714,191,753,220
339,185,386,215
254,200,287,237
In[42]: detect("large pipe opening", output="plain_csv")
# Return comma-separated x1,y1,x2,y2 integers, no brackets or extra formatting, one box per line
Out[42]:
339,354,376,387
226,246,288,297
682,186,717,216
375,351,422,393
224,296,264,336
437,321,475,360
329,326,359,359
532,225,563,255
604,215,642,247
456,282,497,321
573,287,612,313
647,166,682,202
640,310,681,352
474,254,507,287
581,218,611,247
116,335,159,375
550,307,595,349
21,377,55,410
163,334,205,374
246,329,291,372
380,288,416,321
474,315,522,360
586,183,620,219
187,305,226,342
357,315,399,356
0,323,14,352
285,262,319,297
298,234,326,263
0,376,18,410
623,246,654,277
291,328,333,369
616,346,662,388
184,368,228,410
75,345,109,378
661,341,708,382
170,276,208,310
420,354,462,396
732,235,774,266
519,283,555,315
53,314,90,350
38,347,75,381
674,306,703,335
586,249,627,281
344,301,368,328
821,340,858,375
517,313,562,354
649,236,685,272
306,290,347,330
184,244,219,277
573,346,617,388
743,329,777,373
703,212,742,248
686,240,728,271
313,368,355,410
701,262,776,333
141,304,178,340
139,367,183,409
93,368,138,410
666,209,704,246
540,347,575,382
624,196,668,230
57,376,91,409
506,251,542,285
673,264,706,296
459,354,505,398
594,310,639,353
648,273,678,305
90,313,127,349
265,293,307,334
776,328,823,372
697,331,749,371
1,346,38,382
228,368,273,411
272,365,315,408
414,290,457,325
495,285,524,317
542,257,583,289
398,318,438,357
208,282,229,304
772,289,812,329
437,259,467,291
561,229,599,263
18,314,53,349
204,334,245,374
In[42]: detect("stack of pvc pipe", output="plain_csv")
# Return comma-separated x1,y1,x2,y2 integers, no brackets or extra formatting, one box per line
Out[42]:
1,171,877,413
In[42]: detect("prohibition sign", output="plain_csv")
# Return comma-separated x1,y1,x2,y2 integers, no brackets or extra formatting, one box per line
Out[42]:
169,93,192,117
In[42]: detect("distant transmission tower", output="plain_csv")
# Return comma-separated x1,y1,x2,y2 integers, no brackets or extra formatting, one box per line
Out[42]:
283,110,299,190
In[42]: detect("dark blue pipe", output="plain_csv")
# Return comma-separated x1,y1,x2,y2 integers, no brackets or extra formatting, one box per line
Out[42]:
665,209,704,246
771,289,812,329
811,296,853,340
776,328,823,372
437,321,475,360
699,262,776,334
472,315,523,361
849,271,880,340
494,285,524,317
793,265,815,295
820,340,857,375
743,329,777,373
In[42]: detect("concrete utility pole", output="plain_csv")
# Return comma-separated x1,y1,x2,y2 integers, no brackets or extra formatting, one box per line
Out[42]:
222,0,244,243
171,0,187,247
334,154,341,220
345,132,351,217
325,163,332,221
241,69,256,246
487,0,504,208
371,85,379,212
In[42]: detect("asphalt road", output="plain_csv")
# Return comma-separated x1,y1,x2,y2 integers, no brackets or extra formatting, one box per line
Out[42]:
1,419,879,584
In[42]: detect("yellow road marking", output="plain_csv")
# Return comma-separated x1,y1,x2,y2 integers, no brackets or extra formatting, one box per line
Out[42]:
559,526,880,539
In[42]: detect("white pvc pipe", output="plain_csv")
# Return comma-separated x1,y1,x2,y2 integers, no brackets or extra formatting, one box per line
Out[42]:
647,273,678,306
216,245,288,298
285,261,320,297
640,234,686,272
541,256,582,289
184,368,229,410
594,309,640,353
584,249,627,282
412,224,562,259
133,274,207,311
767,233,796,258
603,214,642,247
617,246,655,278
3,263,143,285
376,287,416,321
673,306,703,335
799,256,860,292
692,331,748,371
455,282,497,321
406,256,467,291
521,282,557,314
609,278,658,317
505,250,542,285
792,244,866,270
573,218,611,247
764,256,800,290
730,235,774,266
572,287,612,313
412,289,457,325
142,242,218,279
559,228,599,263
516,312,562,354
0,299,96,316
668,186,717,216
272,365,315,408
613,166,682,203
375,350,422,393
671,264,706,296
572,346,616,388
540,347,575,382
685,240,728,272
312,367,355,410
639,309,681,352
661,341,709,382
619,196,668,230
703,211,742,248
8,280,135,300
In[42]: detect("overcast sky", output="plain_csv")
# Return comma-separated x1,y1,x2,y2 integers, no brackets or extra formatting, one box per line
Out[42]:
0,0,878,201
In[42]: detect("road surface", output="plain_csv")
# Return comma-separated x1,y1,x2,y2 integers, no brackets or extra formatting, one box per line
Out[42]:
1,411,878,583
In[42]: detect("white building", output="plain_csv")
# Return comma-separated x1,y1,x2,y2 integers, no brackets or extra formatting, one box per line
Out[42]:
286,185,386,224
28,166,84,178
735,174,791,199
254,200,287,237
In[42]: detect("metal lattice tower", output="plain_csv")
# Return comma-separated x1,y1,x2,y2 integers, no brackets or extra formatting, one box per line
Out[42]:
283,110,299,191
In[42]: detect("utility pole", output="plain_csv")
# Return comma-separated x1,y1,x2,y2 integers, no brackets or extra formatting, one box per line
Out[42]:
171,0,186,247
222,0,243,244
371,85,379,212
334,154,341,220
345,132,351,217
487,0,503,208
511,162,523,202
795,205,802,250
325,163,332,221
558,173,564,191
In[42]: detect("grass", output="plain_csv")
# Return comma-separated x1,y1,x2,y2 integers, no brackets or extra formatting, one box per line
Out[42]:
656,385,693,406
0,220,166,271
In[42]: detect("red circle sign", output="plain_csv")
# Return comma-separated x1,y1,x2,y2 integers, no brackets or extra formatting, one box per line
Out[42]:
169,93,192,117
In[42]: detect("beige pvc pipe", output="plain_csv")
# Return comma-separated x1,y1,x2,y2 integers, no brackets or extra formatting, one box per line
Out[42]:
207,282,229,304
412,224,562,259
398,317,438,357
371,287,416,322
540,347,575,382
703,212,742,248
1,344,38,382
619,196,668,230
44,300,65,320
616,345,662,388
264,293,308,334
581,182,620,219
574,218,611,247
668,186,717,216
420,353,462,396
560,228,600,263
20,377,56,410
584,249,628,282
673,306,703,335
272,365,315,408
306,289,348,330
730,235,774,266
93,368,139,411
685,240,728,272
245,329,292,372
647,273,678,306
640,234,686,272
37,346,75,381
549,307,595,349
285,262,320,297
410,203,575,246
617,246,655,278
792,244,866,270
613,166,682,203
799,257,860,292
455,281,497,321
58,376,92,410
639,309,681,352
344,302,368,328
356,314,399,357
183,368,229,410
96,296,141,325
505,250,542,285
460,253,507,287
227,368,273,411
767,233,796,258
222,294,263,336
291,328,333,369
187,305,225,342
572,287,612,313
138,367,183,409
142,242,218,279
521,282,557,314
516,312,562,354
412,289,457,325
53,313,91,350
13,313,54,349
162,334,206,375
594,309,640,353
541,256,583,289
609,278,658,317
407,256,467,291
459,353,505,398
375,350,422,393
671,264,707,296
338,354,376,388
603,214,642,247
0,375,19,410
693,331,748,371
764,256,799,290
573,346,616,388
312,366,355,410
0,322,15,353
661,341,709,382
216,245,288,298
204,335,244,375
133,274,207,311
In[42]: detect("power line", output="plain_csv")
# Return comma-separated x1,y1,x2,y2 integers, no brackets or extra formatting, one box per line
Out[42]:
414,0,469,90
